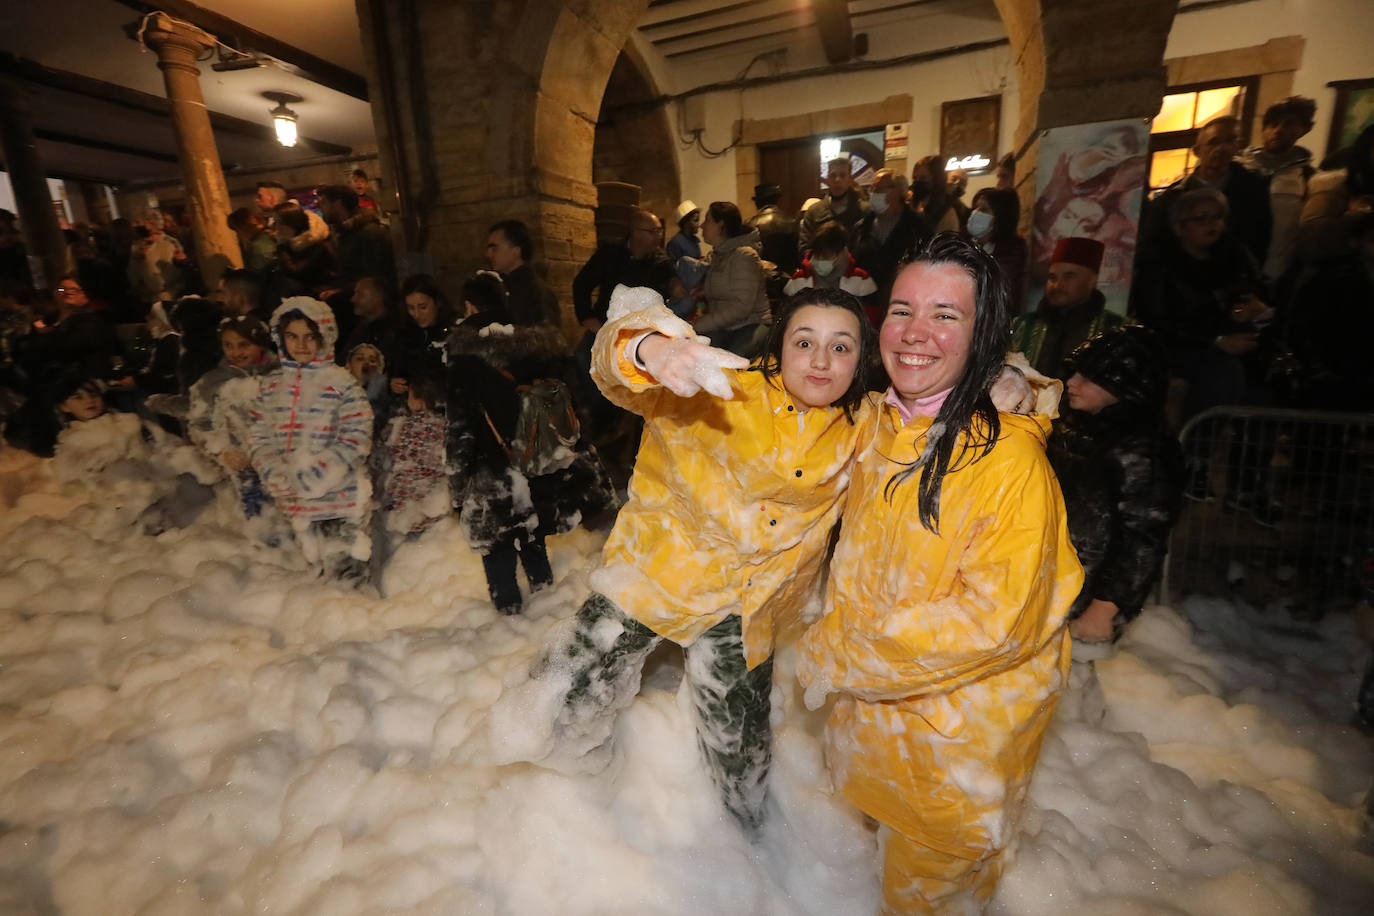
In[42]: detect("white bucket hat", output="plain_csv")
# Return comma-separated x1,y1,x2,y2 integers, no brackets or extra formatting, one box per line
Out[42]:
676,200,699,223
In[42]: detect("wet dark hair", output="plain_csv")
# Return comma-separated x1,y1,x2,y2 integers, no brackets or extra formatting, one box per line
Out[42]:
400,273,455,328
757,286,875,422
883,233,1008,534
461,271,508,314
706,201,745,237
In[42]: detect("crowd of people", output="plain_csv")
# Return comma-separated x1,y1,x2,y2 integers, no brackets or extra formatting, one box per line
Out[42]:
0,95,1371,914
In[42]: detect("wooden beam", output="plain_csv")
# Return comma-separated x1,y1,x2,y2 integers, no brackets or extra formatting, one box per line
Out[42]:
813,0,854,65
34,128,183,164
0,53,351,157
113,0,370,101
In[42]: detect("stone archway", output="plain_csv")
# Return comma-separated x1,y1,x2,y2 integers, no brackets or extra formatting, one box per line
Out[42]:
356,0,650,329
593,44,682,233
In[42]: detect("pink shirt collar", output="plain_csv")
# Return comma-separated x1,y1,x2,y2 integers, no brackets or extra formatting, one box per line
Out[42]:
884,386,952,423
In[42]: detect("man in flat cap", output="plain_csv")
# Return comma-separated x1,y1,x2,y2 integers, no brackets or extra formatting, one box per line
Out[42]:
1009,236,1123,378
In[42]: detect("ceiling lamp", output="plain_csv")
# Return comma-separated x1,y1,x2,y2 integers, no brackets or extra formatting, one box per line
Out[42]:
262,91,303,148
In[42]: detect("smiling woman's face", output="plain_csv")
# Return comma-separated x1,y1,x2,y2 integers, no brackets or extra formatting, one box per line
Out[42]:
880,262,976,408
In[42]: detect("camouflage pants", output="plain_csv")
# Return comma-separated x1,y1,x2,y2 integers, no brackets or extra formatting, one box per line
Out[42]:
557,593,775,833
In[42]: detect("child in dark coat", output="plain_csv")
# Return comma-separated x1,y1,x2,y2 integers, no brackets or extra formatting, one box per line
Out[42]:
1048,325,1185,646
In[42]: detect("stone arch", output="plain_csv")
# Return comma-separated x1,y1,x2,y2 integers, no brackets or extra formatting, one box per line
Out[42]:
358,0,649,324
593,43,682,235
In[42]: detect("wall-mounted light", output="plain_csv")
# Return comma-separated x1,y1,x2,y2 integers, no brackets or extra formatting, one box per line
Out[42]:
262,91,303,148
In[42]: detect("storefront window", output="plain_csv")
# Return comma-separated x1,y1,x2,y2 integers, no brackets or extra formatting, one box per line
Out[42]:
1148,79,1256,192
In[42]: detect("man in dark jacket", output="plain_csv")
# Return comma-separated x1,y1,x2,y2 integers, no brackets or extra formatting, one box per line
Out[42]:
1049,326,1185,646
572,209,674,333
1143,116,1272,267
746,184,801,275
1009,237,1122,378
486,219,561,328
852,169,930,308
799,157,869,254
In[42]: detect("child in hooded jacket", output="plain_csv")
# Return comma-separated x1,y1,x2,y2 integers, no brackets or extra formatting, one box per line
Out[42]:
1049,325,1185,646
248,296,373,583
187,315,278,520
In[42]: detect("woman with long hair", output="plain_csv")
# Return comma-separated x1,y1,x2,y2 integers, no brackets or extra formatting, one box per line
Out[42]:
797,234,1082,914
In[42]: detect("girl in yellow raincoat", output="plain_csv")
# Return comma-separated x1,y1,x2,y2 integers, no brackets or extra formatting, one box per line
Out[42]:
518,283,878,833
797,236,1083,915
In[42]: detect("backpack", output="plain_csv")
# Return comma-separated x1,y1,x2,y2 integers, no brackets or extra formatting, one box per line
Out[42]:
485,377,581,478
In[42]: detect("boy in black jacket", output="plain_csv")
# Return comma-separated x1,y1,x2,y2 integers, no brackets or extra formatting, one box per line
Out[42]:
1049,326,1186,645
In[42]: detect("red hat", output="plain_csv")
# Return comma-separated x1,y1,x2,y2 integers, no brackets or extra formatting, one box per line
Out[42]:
1050,237,1105,273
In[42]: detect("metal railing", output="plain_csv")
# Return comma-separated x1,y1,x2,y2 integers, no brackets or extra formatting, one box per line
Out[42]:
1161,406,1374,612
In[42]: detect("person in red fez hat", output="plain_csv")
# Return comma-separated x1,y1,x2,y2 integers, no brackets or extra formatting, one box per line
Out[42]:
1008,236,1123,377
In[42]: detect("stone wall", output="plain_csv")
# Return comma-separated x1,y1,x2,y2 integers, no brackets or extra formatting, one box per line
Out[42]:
355,0,650,334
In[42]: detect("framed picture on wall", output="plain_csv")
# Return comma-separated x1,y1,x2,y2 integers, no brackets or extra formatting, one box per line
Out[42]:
940,95,1001,175
1326,77,1374,153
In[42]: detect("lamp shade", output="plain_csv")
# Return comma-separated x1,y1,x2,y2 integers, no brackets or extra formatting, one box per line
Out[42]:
262,91,303,149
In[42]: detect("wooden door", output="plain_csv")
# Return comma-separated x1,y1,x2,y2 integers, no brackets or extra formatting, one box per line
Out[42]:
758,138,822,219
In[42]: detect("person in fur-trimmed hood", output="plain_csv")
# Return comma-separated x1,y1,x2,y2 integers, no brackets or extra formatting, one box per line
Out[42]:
446,272,617,616
248,296,373,583
1049,325,1185,646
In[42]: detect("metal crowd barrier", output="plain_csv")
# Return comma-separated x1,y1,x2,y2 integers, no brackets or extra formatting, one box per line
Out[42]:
1161,406,1374,612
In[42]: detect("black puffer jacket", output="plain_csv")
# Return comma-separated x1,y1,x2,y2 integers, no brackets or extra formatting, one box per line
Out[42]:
446,311,617,550
1049,327,1185,637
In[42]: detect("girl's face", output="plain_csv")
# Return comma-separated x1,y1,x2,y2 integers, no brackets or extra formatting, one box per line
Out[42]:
1065,373,1119,414
61,388,105,421
405,292,438,328
779,305,862,410
406,391,429,414
282,319,322,363
348,347,382,382
221,329,264,369
881,262,976,408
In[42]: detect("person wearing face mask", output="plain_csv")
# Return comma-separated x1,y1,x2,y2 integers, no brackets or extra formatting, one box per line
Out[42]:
785,221,878,322
967,188,1028,304
907,155,961,234
853,169,931,310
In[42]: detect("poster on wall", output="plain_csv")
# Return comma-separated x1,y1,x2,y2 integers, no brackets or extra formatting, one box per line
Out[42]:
1326,77,1374,153
1027,118,1149,315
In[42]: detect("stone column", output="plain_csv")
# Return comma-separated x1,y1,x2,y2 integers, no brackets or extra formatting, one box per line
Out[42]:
0,80,69,290
139,11,241,287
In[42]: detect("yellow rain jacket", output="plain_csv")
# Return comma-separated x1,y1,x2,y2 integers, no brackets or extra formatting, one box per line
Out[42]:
589,302,875,669
797,406,1082,863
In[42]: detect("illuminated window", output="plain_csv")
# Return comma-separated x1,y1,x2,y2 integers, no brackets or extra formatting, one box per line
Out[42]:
1148,79,1256,192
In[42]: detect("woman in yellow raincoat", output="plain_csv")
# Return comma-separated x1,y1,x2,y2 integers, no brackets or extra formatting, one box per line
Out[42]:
797,235,1083,914
525,284,878,832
